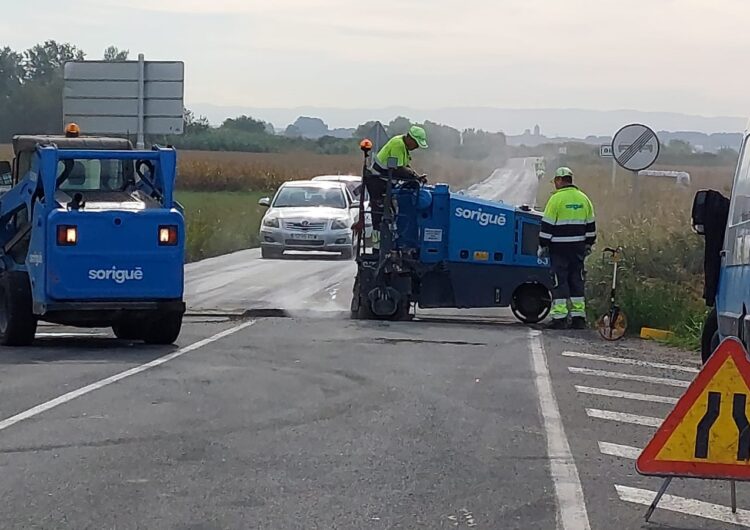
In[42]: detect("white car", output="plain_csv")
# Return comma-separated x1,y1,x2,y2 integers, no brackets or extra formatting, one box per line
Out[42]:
258,180,361,259
311,175,373,241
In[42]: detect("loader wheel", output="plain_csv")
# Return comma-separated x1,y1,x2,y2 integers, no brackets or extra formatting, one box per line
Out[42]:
511,283,552,324
0,271,37,346
113,318,142,341
143,311,183,345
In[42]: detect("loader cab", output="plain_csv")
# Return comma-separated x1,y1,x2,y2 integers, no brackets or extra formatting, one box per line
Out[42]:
11,135,133,185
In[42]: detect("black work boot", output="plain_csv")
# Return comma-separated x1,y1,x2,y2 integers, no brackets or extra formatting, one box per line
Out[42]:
546,319,568,330
571,317,587,330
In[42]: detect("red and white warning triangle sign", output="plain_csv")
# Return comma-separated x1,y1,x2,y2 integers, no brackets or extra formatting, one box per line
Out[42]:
638,337,750,480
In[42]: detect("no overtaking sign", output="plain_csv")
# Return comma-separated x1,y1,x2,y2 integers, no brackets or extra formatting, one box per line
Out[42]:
612,123,660,172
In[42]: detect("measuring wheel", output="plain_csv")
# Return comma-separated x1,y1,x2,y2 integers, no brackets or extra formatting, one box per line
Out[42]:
597,307,627,341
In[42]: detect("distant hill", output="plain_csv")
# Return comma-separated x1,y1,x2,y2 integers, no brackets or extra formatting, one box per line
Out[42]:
190,103,746,138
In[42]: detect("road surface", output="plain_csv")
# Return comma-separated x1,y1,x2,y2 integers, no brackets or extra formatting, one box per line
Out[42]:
0,157,741,529
463,157,542,207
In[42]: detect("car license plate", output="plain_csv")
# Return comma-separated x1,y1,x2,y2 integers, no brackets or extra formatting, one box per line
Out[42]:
291,233,318,240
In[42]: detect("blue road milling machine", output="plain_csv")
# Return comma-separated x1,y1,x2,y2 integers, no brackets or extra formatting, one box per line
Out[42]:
0,132,186,346
351,140,553,322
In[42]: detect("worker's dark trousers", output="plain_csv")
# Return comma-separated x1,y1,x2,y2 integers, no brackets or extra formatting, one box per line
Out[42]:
549,244,587,320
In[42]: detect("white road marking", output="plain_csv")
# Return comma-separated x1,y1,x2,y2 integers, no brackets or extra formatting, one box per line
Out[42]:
598,441,640,460
616,485,750,527
586,408,662,427
36,332,110,338
569,367,690,388
575,385,679,404
0,320,256,433
529,330,591,530
562,351,699,374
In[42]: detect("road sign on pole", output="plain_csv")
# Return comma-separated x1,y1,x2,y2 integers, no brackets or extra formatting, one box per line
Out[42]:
364,121,389,155
612,123,660,172
636,337,750,520
63,55,184,148
599,145,613,157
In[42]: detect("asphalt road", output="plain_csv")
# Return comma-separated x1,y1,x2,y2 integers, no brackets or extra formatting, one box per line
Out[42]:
0,158,742,529
463,157,542,207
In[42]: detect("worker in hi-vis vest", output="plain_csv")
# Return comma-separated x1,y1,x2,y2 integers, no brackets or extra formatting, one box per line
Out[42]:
367,125,429,251
538,167,596,329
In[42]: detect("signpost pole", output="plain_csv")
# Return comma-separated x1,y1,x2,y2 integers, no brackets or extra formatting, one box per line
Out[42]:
611,157,617,189
731,481,737,513
632,170,640,203
645,477,672,522
136,53,146,149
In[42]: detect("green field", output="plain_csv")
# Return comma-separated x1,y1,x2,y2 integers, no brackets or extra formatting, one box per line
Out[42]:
177,191,268,262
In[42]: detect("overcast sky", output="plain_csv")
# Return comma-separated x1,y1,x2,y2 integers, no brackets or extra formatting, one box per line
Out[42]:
2,0,746,118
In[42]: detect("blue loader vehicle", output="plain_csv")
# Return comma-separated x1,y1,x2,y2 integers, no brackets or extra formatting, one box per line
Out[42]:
0,134,185,346
350,142,553,322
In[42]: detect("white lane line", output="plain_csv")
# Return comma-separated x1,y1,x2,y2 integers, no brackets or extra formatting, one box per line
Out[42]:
529,330,591,530
36,332,109,338
575,385,679,405
616,485,750,527
569,367,690,388
598,441,640,460
586,408,662,427
0,320,256,433
562,351,699,374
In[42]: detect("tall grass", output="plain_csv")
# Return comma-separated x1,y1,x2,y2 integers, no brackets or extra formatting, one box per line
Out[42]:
176,191,267,262
176,149,500,192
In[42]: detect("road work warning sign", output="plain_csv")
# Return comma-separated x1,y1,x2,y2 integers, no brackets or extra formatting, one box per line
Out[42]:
637,337,750,480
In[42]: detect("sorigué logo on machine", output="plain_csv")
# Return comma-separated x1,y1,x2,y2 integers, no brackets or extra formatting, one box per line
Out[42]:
454,206,506,227
88,266,144,284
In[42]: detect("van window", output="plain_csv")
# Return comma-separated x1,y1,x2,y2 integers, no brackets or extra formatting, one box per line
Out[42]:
730,136,750,225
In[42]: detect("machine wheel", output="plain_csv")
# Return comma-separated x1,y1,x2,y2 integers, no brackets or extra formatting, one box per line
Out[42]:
511,283,552,324
112,318,142,341
0,271,37,346
143,312,183,345
261,247,283,259
701,307,720,364
390,300,412,321
350,277,376,319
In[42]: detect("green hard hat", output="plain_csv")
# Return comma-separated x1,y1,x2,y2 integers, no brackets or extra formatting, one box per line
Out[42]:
554,166,574,179
408,125,428,149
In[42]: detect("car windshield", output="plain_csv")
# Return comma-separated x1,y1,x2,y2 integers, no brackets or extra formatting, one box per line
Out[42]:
273,186,346,208
57,159,132,192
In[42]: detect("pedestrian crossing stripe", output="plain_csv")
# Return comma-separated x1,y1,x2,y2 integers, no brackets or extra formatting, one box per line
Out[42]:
637,337,750,480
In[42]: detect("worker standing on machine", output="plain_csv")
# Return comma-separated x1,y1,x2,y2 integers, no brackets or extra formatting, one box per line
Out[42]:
367,125,429,251
538,167,596,329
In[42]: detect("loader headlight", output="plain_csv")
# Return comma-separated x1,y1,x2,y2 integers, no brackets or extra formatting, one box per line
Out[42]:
57,225,77,246
263,217,279,228
158,225,178,246
331,218,349,230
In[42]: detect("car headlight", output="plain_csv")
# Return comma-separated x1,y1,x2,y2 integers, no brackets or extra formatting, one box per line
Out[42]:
331,218,350,230
263,217,279,228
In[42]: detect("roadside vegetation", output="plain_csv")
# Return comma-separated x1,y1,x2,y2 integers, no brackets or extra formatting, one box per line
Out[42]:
176,191,267,262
